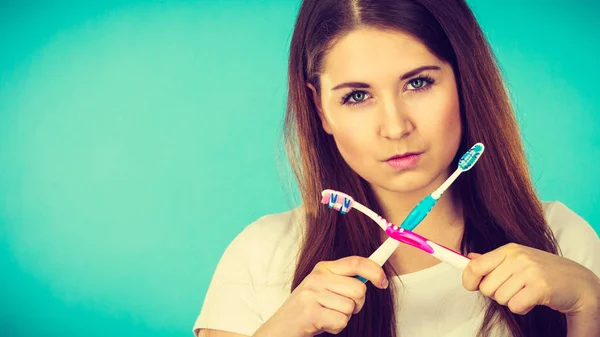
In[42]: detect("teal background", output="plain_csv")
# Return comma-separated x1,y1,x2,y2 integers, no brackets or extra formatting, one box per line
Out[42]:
0,1,598,336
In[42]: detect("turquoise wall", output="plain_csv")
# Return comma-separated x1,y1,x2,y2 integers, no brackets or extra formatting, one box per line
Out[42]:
1,1,598,336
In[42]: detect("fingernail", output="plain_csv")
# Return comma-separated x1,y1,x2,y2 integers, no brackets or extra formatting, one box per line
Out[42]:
382,278,389,289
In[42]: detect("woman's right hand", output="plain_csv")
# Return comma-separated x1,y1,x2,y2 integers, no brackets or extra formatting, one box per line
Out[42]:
253,256,389,337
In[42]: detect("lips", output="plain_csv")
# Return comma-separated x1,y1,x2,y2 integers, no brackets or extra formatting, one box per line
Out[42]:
385,152,421,161
385,152,422,169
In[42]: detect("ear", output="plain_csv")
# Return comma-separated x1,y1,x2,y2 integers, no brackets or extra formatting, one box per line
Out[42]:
306,82,333,135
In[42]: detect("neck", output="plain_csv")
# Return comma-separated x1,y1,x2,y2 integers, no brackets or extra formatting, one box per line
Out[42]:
370,172,465,275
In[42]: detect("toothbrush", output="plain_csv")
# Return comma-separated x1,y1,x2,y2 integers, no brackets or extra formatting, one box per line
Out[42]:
320,143,485,281
321,190,471,266
321,190,471,276
323,143,484,231
321,190,401,282
399,142,485,231
385,222,470,269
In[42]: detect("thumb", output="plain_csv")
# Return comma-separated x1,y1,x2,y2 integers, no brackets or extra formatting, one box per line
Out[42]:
467,252,482,259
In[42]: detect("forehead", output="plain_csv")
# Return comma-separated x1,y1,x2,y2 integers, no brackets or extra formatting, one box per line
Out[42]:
321,28,442,79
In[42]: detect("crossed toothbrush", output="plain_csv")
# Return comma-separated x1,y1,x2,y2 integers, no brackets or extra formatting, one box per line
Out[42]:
320,143,485,282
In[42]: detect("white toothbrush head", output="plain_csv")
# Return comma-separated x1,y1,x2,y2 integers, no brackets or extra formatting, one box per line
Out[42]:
458,142,485,171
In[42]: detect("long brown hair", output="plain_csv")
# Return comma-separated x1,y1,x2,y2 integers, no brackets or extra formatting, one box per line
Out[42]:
283,0,565,336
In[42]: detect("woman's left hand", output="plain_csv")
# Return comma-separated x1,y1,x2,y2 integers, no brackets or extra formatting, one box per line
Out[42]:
462,242,600,316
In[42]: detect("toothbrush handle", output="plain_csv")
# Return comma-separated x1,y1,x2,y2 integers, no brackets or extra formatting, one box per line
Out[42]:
369,237,400,266
356,239,470,282
386,229,471,269
354,238,399,283
400,195,437,231
427,241,471,269
355,275,368,283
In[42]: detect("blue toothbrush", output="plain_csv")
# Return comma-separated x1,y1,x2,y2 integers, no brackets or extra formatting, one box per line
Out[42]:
399,142,485,231
323,143,486,283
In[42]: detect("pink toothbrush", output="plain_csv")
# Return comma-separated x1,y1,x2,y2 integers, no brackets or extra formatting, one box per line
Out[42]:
321,189,470,280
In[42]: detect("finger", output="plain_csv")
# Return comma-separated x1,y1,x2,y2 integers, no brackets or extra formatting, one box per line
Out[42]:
314,307,350,335
323,274,367,313
494,273,526,306
478,260,516,299
463,249,508,291
322,256,388,289
316,290,356,317
507,286,542,315
467,252,481,259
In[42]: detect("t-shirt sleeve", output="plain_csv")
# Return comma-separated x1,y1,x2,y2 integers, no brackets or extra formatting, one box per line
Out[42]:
546,201,600,278
193,225,264,336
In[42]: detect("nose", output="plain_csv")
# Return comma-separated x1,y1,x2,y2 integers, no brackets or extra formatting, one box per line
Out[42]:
378,99,414,139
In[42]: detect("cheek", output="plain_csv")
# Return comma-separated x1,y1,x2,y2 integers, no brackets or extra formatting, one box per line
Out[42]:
417,87,462,144
330,120,372,157
440,95,461,139
324,110,377,166
435,90,462,166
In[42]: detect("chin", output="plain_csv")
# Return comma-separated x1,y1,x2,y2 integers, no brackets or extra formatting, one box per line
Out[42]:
374,169,443,194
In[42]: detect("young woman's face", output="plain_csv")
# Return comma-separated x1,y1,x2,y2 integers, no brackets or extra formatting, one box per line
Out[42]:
310,28,462,194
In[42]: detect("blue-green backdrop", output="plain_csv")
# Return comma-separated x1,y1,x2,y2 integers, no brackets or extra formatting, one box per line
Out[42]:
1,1,598,336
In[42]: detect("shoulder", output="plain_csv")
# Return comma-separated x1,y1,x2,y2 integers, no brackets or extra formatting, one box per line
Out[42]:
216,206,305,286
542,201,598,244
244,206,304,243
542,201,600,277
230,206,304,258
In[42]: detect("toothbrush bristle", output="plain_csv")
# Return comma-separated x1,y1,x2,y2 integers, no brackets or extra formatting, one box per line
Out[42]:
458,142,485,171
321,189,354,214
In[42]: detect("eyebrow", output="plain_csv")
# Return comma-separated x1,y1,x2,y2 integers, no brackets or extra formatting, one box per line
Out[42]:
331,65,441,91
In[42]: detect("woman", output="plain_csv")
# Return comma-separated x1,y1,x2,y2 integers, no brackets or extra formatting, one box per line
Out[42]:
194,0,600,336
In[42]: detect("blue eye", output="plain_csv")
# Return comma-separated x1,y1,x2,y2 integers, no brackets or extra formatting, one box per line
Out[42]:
341,90,371,106
351,91,366,101
407,76,435,91
410,78,425,88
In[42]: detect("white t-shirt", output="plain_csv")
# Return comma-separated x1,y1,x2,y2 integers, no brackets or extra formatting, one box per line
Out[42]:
193,201,600,337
